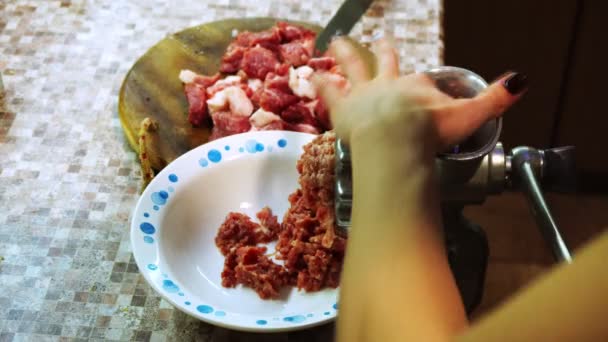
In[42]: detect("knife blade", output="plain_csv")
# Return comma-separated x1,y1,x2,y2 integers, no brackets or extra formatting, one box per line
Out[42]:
315,0,374,53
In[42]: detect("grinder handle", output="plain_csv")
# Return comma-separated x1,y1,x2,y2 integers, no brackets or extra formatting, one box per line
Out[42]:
510,147,573,263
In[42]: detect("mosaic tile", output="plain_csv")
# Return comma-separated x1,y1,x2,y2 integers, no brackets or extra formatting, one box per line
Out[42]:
0,0,441,339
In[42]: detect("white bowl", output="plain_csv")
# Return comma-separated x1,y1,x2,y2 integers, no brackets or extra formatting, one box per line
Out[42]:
130,131,339,332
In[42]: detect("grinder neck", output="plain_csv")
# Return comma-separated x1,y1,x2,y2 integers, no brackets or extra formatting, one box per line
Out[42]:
438,143,576,263
439,144,576,204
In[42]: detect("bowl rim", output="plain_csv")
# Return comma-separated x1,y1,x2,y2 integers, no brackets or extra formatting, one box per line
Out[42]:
129,130,339,332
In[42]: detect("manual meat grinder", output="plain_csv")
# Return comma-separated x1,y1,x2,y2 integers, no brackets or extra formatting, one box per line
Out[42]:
334,66,576,314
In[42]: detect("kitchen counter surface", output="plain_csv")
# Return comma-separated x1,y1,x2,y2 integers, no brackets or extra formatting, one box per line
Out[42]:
0,0,442,340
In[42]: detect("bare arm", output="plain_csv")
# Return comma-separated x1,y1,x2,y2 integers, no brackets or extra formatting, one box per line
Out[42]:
317,37,607,342
314,38,524,342
338,127,467,342
458,231,608,342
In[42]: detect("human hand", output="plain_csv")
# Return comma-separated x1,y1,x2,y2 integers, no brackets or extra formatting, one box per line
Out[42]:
313,38,528,153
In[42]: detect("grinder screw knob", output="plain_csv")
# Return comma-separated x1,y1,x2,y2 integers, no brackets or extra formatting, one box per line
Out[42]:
542,146,576,193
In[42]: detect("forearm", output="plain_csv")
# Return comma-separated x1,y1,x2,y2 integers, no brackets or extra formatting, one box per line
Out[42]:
458,231,608,342
337,133,467,342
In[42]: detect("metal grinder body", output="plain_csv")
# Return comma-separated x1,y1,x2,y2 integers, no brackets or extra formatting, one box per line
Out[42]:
334,67,575,314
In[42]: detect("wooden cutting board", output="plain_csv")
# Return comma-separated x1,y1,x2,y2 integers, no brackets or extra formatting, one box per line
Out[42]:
118,17,372,185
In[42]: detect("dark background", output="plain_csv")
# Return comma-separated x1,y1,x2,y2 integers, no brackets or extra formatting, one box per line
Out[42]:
445,0,607,192
444,0,607,318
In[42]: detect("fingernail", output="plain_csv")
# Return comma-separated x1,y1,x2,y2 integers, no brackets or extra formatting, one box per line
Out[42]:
503,72,528,95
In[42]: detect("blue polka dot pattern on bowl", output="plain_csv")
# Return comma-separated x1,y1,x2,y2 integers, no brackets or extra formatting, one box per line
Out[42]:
197,305,214,314
162,280,179,293
208,149,222,163
140,222,155,234
245,139,258,153
283,315,306,323
134,134,339,330
151,191,169,205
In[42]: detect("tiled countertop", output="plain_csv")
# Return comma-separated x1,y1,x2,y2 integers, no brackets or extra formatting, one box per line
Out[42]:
0,0,442,340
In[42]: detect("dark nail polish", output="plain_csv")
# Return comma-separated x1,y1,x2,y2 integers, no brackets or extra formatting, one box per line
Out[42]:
503,73,528,95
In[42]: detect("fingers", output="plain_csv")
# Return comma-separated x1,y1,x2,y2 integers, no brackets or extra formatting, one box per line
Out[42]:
329,38,371,84
436,72,528,144
311,72,342,108
312,72,353,141
411,72,443,88
373,38,399,78
467,72,527,117
399,73,454,103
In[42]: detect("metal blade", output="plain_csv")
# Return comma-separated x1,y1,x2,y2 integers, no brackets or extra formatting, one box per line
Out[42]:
315,0,374,53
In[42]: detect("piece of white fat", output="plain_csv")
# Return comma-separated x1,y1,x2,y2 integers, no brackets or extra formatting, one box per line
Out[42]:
247,78,263,92
224,86,253,117
179,69,198,84
207,83,254,117
250,108,281,128
206,89,228,113
215,75,241,87
288,66,316,99
206,75,243,96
